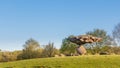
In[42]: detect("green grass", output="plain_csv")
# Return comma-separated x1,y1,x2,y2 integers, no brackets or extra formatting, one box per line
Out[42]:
0,55,120,68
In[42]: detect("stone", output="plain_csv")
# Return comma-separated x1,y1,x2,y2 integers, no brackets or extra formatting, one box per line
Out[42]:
68,35,102,55
76,45,86,55
68,35,102,45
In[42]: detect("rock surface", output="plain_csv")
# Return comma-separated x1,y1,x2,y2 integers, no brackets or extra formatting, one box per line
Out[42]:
68,35,102,45
76,45,86,55
68,35,102,55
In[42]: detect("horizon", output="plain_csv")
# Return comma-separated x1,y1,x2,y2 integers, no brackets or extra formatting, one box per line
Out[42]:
0,0,120,51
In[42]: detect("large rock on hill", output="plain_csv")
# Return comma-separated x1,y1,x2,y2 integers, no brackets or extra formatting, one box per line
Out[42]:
68,35,102,45
68,35,102,55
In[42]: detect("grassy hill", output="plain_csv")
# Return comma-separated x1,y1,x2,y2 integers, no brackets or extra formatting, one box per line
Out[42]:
0,55,120,68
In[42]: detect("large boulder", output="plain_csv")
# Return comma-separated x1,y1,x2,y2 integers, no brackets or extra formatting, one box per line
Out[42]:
68,35,102,45
76,45,86,55
68,35,102,55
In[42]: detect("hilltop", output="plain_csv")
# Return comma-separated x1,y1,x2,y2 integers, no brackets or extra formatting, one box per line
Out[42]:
0,55,120,68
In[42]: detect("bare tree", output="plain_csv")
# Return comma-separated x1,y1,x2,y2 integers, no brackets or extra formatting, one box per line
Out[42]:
17,38,41,60
41,42,59,57
113,23,120,46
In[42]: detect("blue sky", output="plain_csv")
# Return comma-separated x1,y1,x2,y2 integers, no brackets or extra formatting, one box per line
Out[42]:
0,0,120,51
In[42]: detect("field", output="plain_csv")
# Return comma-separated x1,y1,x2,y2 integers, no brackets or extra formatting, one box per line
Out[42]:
0,55,120,68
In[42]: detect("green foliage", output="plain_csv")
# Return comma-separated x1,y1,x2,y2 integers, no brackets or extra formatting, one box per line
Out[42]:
0,51,21,62
86,29,108,44
101,45,112,53
17,38,41,60
23,38,40,51
41,42,59,57
0,55,120,68
111,46,120,54
86,29,112,54
60,35,78,55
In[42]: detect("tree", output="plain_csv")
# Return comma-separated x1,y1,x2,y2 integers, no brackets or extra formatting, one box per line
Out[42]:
0,51,22,62
86,29,112,54
17,38,41,60
41,42,59,57
113,23,120,46
60,35,78,56
112,46,120,54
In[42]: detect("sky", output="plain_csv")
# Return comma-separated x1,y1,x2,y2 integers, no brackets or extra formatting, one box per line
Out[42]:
0,0,120,51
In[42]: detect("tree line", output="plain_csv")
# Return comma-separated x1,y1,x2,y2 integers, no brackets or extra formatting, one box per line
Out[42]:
0,23,120,62
0,39,59,62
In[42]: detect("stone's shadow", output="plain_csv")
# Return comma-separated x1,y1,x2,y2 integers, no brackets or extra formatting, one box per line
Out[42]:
32,65,62,68
5,67,13,68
